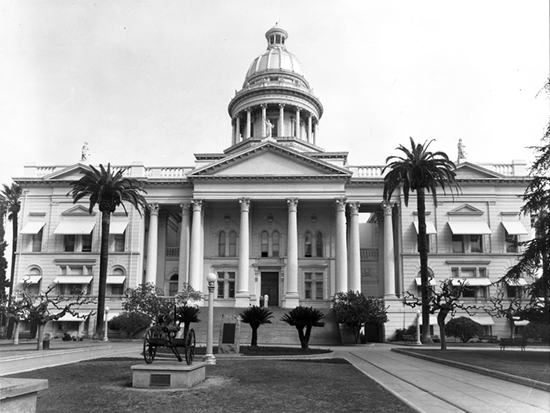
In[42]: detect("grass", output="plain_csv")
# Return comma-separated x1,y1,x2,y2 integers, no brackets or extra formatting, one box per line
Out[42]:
9,357,416,413
400,349,550,384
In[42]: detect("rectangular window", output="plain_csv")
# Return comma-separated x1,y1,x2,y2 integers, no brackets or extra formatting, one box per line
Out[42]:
506,234,518,253
507,285,521,298
304,271,324,300
82,233,92,252
452,235,464,253
111,284,124,295
216,270,236,299
470,235,482,253
32,229,43,252
114,234,125,252
64,235,76,252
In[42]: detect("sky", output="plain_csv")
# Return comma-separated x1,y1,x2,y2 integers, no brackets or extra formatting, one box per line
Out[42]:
0,0,548,187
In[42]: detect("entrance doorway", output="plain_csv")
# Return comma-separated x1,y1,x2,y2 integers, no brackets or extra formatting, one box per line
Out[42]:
261,272,279,307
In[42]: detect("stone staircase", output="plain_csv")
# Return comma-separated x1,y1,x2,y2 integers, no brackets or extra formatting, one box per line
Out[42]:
189,307,342,347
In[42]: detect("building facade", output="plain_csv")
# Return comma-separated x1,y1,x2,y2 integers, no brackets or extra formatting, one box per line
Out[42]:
13,26,532,341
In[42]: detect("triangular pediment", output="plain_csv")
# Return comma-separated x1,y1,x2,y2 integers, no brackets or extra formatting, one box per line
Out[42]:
448,204,484,216
455,162,503,179
61,205,96,216
189,142,351,179
43,163,92,181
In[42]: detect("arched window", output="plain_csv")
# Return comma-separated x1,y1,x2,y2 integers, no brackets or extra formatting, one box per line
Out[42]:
304,231,312,257
218,231,226,257
315,231,323,257
261,231,269,257
228,231,237,257
169,274,179,297
272,231,280,257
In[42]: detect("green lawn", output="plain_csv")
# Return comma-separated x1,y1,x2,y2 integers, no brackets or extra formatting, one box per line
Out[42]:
9,357,416,413
400,349,550,384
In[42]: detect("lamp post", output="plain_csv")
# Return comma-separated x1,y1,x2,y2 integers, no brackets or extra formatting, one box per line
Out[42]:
204,272,217,365
415,310,422,345
103,307,110,342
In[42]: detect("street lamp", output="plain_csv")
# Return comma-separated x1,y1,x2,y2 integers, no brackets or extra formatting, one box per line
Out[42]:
415,310,422,345
203,272,217,365
103,307,110,342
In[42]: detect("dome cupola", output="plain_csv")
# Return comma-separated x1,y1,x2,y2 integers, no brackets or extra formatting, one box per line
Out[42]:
227,25,323,154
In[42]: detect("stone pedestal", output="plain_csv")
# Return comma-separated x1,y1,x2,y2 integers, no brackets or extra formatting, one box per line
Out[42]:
131,362,206,389
0,378,48,413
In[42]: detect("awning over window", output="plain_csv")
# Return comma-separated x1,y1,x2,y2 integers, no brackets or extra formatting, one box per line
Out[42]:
20,275,42,284
106,276,126,284
413,221,437,234
513,319,529,326
53,221,95,235
504,278,528,286
415,277,437,286
54,312,91,322
468,315,494,326
20,222,46,234
448,221,492,235
451,278,492,286
54,276,93,284
501,221,529,235
107,312,119,321
109,221,128,234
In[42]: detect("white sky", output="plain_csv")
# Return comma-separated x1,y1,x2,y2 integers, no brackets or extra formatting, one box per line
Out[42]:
0,0,548,187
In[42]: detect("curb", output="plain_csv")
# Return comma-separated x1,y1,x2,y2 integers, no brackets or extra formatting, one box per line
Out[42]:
392,348,550,392
0,345,113,362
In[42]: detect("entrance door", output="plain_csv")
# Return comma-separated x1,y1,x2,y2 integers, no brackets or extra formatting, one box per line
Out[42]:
261,272,279,307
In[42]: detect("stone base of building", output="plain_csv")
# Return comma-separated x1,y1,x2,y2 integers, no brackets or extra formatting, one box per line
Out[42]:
0,377,48,413
131,362,206,389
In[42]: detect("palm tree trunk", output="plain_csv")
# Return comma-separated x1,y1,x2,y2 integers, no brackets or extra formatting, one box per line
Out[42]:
417,188,433,344
95,210,111,338
251,327,258,346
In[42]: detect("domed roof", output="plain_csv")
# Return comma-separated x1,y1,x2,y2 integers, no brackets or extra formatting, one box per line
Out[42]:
244,26,306,85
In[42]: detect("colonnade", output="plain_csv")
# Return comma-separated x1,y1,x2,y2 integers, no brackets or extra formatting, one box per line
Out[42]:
144,198,397,306
231,104,318,145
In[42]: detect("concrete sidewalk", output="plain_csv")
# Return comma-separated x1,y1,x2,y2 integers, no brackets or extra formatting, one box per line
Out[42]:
335,344,550,413
1,340,549,412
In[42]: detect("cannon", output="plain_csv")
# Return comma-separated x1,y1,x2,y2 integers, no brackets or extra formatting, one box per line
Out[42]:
142,311,196,365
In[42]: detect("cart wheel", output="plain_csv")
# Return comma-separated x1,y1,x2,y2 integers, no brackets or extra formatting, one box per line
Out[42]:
143,330,157,364
185,328,196,365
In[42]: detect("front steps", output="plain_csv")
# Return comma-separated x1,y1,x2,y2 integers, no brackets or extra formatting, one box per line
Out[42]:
189,306,341,347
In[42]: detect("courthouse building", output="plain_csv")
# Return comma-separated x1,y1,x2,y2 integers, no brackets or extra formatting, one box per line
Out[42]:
13,26,532,341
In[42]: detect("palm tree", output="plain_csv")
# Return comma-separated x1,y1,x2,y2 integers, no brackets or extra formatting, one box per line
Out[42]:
281,306,325,350
383,137,459,343
1,183,22,309
239,306,273,346
68,164,148,338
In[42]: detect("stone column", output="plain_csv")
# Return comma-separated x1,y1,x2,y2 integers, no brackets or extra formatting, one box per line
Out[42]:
188,200,203,291
279,104,285,137
284,198,300,308
307,114,312,143
235,198,250,307
235,116,241,143
295,108,301,138
178,203,190,287
335,198,348,293
145,203,159,284
313,121,318,146
383,202,396,298
246,108,251,139
261,105,267,137
348,202,361,292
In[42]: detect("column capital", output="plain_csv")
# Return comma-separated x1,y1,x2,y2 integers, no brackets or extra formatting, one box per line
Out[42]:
191,199,203,212
349,201,361,215
382,201,393,215
278,103,286,108
334,197,347,212
149,203,160,215
286,198,299,212
260,104,268,109
180,203,191,216
295,107,301,113
239,197,250,212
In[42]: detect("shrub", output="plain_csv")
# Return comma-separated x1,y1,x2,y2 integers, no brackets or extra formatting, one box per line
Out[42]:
393,324,417,341
174,305,201,337
445,317,483,343
239,306,273,347
109,312,151,338
524,322,550,342
281,306,325,350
